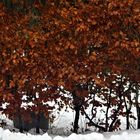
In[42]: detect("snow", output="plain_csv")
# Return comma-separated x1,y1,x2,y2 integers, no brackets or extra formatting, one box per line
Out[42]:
0,113,13,127
0,127,140,140
0,100,139,140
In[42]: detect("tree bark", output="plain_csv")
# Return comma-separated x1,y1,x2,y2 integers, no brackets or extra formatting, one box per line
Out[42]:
137,107,140,129
73,105,81,133
135,83,140,129
18,112,23,133
36,113,40,134
72,89,83,133
126,110,130,130
105,88,112,131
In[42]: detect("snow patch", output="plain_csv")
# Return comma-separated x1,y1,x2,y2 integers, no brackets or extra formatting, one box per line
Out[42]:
0,128,140,140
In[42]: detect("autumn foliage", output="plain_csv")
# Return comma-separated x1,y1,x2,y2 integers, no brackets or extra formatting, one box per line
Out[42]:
0,0,140,133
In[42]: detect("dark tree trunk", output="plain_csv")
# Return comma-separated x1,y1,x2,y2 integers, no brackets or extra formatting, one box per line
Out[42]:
126,110,130,130
105,107,109,131
137,107,140,129
18,114,23,133
72,89,84,134
105,89,112,131
135,83,140,129
36,113,40,134
73,105,81,133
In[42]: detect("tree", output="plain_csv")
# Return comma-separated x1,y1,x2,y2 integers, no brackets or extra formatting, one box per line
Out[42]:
133,83,140,129
0,0,140,133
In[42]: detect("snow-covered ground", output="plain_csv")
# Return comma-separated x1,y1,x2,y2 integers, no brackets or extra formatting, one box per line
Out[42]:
0,104,138,140
0,109,139,140
0,127,140,140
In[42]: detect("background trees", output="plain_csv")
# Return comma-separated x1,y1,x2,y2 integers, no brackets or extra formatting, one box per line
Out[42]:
0,0,140,133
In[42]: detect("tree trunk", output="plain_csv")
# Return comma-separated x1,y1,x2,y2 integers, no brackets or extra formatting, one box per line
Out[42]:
72,89,83,134
137,107,140,129
18,113,23,133
36,113,40,134
135,83,140,129
105,89,112,131
105,107,109,131
73,105,81,133
126,110,130,130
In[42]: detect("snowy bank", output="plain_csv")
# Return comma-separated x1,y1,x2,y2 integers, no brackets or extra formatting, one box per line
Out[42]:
0,128,140,140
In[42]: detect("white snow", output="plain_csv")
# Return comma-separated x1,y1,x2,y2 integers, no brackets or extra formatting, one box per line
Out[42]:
0,127,140,140
0,113,13,127
0,98,139,140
